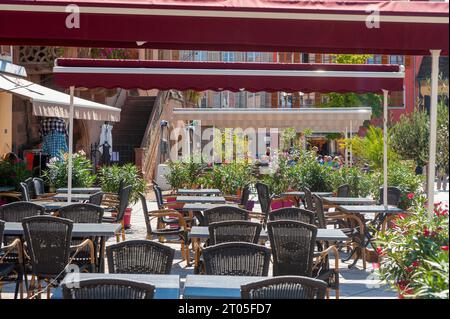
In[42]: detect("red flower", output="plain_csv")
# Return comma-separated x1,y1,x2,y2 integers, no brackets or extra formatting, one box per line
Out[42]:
376,247,383,255
411,260,420,268
423,228,430,237
405,266,413,273
442,246,449,251
407,193,414,200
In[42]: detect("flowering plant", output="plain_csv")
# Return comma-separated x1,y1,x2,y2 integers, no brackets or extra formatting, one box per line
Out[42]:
377,195,449,299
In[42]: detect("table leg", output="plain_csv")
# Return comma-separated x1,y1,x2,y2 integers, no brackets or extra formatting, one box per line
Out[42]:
193,238,201,274
98,237,106,273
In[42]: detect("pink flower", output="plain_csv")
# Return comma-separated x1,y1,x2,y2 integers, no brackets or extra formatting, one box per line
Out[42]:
376,247,383,255
411,260,420,268
407,193,414,200
442,246,449,251
423,228,430,237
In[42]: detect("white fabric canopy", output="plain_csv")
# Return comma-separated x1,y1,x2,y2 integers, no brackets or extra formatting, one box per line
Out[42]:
0,73,120,122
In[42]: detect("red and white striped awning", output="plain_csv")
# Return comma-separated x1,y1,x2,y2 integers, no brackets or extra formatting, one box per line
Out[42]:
0,0,448,55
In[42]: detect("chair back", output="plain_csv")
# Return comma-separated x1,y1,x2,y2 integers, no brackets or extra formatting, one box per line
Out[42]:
116,186,132,222
378,187,402,206
62,278,155,299
139,192,152,235
202,242,271,276
19,182,30,202
208,221,262,245
24,177,36,199
255,182,271,221
22,216,73,277
312,195,326,229
267,220,317,277
0,219,4,248
107,240,174,275
302,187,314,211
241,276,327,299
58,203,104,223
240,184,251,207
0,202,45,222
337,184,350,197
269,207,315,224
152,184,164,210
203,206,249,226
88,192,104,206
32,178,46,196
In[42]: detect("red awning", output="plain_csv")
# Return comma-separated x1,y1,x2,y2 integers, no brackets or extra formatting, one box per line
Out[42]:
0,0,448,55
53,59,404,93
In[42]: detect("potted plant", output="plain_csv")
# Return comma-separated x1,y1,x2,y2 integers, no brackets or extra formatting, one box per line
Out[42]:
98,163,146,228
377,195,449,299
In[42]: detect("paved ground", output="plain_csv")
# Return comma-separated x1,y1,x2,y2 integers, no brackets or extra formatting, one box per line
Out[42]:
2,184,448,299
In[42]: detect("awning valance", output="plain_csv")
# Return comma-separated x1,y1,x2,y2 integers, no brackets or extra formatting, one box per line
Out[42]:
169,107,372,132
0,73,120,122
0,0,448,55
53,59,405,93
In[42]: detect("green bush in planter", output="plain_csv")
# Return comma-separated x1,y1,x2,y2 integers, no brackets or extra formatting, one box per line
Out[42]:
203,162,255,195
42,152,96,190
377,196,449,299
329,167,372,197
0,160,32,190
288,155,334,192
98,163,146,204
165,159,204,190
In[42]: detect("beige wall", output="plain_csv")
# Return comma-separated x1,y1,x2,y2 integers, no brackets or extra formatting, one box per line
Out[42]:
0,92,12,156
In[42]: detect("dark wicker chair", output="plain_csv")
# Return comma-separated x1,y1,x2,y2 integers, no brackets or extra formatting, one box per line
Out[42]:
58,203,104,223
241,276,328,299
0,219,24,299
24,178,36,200
255,182,271,226
378,186,402,206
303,187,314,211
240,184,251,209
312,195,327,229
337,184,351,198
208,221,262,245
107,240,174,274
269,207,315,224
62,278,155,299
19,182,30,202
102,185,132,242
0,202,45,222
22,216,95,298
140,193,190,265
88,192,104,206
32,178,45,197
153,184,187,228
203,206,250,226
202,242,271,276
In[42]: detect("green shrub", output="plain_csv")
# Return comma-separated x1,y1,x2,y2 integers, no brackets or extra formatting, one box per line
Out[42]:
98,163,146,204
330,167,372,197
0,160,32,190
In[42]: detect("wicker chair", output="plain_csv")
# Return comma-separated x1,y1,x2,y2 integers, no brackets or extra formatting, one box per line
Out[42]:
239,184,251,209
22,216,95,298
88,192,104,206
19,182,30,202
255,182,271,226
337,184,351,197
102,185,132,242
24,177,36,200
267,220,340,298
153,184,189,228
208,221,262,245
303,187,314,211
378,186,402,206
0,219,24,299
62,278,155,299
269,207,315,224
140,193,190,265
241,276,327,299
203,206,250,226
0,202,45,222
202,242,271,276
107,240,174,274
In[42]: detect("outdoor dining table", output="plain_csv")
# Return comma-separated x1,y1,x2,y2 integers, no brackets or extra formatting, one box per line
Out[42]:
177,188,221,196
52,193,92,202
184,275,268,299
280,191,334,207
31,200,76,211
4,222,121,272
189,226,349,271
176,196,226,204
0,186,15,192
322,197,377,206
56,187,102,194
53,273,180,299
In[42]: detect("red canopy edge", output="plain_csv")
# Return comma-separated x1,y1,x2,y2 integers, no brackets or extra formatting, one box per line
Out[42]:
53,59,405,93
0,0,448,55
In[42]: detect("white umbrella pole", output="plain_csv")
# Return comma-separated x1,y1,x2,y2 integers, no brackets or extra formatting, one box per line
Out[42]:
427,50,441,217
344,127,348,167
382,89,389,207
350,120,353,168
67,86,75,203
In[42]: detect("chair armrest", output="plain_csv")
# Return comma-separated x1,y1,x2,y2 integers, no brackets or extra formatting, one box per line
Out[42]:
0,238,23,264
148,210,188,229
36,193,57,199
314,245,340,274
70,239,95,264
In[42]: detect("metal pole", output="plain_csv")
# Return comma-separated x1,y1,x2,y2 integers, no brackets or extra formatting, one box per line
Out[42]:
67,86,75,203
427,50,441,217
344,127,348,167
382,89,389,207
350,120,353,168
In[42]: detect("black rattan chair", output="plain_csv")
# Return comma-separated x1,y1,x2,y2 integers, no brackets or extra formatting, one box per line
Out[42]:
62,278,155,299
337,184,351,198
255,182,271,226
32,178,45,197
203,206,249,226
202,242,271,276
102,185,132,242
378,187,402,206
24,178,36,200
303,187,314,211
107,240,174,275
88,192,104,206
269,207,315,224
0,220,24,299
241,276,327,299
22,216,95,298
19,182,30,202
58,203,104,223
208,221,262,245
0,202,45,222
140,193,190,265
240,184,251,209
